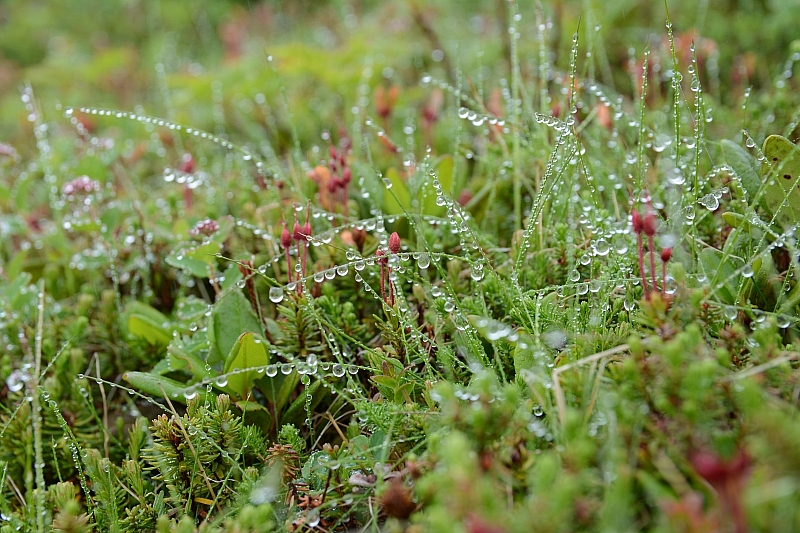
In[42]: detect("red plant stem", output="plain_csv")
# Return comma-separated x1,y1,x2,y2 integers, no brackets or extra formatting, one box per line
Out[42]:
648,235,657,297
285,248,293,285
380,263,387,303
296,242,304,295
661,259,667,293
300,240,308,281
637,233,650,301
727,488,747,533
389,267,394,306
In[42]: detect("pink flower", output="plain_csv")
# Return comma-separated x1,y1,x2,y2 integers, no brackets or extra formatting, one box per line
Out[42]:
62,176,100,196
189,219,219,237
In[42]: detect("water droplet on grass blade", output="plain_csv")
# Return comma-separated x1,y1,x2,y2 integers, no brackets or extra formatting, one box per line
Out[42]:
269,287,284,303
594,239,610,256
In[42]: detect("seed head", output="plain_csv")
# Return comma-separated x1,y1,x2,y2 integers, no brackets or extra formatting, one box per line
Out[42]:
643,212,658,237
631,209,644,234
280,224,292,249
327,177,339,193
660,247,672,263
389,232,401,254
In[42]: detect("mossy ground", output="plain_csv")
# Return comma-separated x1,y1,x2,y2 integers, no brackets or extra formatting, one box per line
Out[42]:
2,1,800,532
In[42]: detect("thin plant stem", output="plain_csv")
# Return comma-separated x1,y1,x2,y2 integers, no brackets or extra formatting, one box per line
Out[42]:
637,233,650,300
648,235,657,296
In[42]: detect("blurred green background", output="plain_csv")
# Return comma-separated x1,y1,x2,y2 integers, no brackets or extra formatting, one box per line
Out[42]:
1,0,798,153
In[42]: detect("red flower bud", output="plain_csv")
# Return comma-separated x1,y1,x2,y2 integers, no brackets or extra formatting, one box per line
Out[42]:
302,220,312,240
292,221,303,241
690,449,751,489
280,225,292,249
342,167,352,185
632,209,644,234
329,145,338,160
643,212,658,237
327,177,339,194
660,247,672,263
389,232,401,254
376,248,388,266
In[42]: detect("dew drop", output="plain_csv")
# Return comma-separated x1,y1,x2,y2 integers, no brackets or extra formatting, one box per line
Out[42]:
269,287,284,303
594,239,610,256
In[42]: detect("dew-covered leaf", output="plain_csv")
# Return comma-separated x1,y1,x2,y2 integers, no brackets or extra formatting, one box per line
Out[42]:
208,290,263,364
761,135,800,228
123,371,207,404
223,332,270,399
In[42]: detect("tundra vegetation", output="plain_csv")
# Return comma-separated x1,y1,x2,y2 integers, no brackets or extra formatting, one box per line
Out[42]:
1,1,800,531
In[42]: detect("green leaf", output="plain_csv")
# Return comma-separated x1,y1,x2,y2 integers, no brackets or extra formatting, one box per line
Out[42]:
167,345,211,380
123,372,204,404
208,290,263,364
371,375,398,399
761,135,800,228
128,314,171,346
512,331,537,375
166,241,221,278
721,139,760,203
235,400,270,413
126,301,170,326
223,332,270,399
721,212,747,229
395,382,416,404
283,380,325,427
220,261,244,292
6,251,27,282
211,215,235,243
420,156,453,216
259,370,300,413
1,271,33,310
100,206,122,235
383,167,411,216
436,155,455,194
172,219,191,240
699,248,744,305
